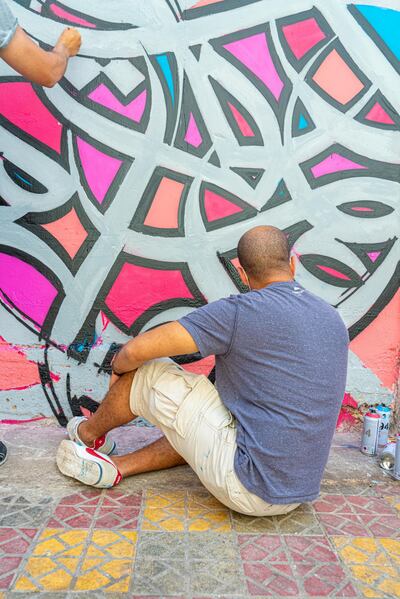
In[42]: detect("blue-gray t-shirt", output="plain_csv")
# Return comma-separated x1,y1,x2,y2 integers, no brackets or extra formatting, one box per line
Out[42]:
179,281,349,505
0,0,17,49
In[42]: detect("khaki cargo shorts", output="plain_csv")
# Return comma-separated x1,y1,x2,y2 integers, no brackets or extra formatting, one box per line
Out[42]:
129,358,300,516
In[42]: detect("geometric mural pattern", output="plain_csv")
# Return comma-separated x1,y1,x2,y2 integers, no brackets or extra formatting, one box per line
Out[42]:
0,0,399,423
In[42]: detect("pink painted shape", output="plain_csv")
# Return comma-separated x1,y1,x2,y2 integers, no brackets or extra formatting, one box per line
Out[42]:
88,85,147,123
0,82,63,154
365,102,395,125
0,254,58,326
190,0,223,7
223,33,284,101
337,393,358,430
144,177,185,229
49,3,96,28
367,251,380,263
227,102,254,137
204,189,243,222
76,137,123,205
231,257,240,269
350,289,400,389
352,206,372,212
184,113,203,148
317,265,351,281
312,49,365,105
0,416,47,424
311,153,367,178
0,336,40,391
41,208,88,259
282,18,326,60
105,262,196,327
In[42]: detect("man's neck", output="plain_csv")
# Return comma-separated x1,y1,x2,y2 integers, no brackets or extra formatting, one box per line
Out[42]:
250,274,294,290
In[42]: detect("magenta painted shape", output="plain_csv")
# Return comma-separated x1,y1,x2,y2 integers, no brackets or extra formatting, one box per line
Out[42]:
76,137,123,204
311,153,368,178
105,262,195,327
365,102,396,125
0,82,63,154
352,206,373,212
184,113,203,148
204,189,243,222
0,253,58,326
49,3,97,28
88,85,147,123
223,33,284,101
228,102,254,136
367,251,381,262
318,265,351,281
282,18,326,60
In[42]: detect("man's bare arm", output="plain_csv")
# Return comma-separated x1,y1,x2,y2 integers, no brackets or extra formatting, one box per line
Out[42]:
0,26,81,87
111,322,199,375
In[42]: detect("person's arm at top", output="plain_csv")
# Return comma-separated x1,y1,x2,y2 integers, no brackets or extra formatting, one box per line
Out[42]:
0,26,81,87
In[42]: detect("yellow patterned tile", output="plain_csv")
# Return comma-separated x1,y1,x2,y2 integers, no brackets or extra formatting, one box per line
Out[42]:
15,529,89,592
381,539,400,565
91,530,137,558
332,537,391,566
145,490,186,509
75,569,110,591
142,511,185,531
188,492,231,532
384,496,400,512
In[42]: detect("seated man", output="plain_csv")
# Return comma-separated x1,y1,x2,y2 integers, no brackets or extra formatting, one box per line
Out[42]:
57,226,349,516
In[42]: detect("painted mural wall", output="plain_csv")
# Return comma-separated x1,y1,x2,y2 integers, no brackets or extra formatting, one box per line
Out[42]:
0,0,399,426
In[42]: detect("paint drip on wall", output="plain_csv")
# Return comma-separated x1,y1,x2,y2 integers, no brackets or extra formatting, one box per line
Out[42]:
0,0,399,425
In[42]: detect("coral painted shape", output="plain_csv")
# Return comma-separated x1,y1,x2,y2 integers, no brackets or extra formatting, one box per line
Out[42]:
41,209,88,259
312,50,365,105
282,17,326,60
144,178,185,229
0,337,40,391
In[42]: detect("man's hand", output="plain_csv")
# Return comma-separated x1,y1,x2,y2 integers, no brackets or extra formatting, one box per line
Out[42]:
56,28,81,57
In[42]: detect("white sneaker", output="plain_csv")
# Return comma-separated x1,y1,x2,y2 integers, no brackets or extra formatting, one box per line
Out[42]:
56,440,122,488
67,416,116,455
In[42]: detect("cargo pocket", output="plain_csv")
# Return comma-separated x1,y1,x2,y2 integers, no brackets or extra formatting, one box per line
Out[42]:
151,368,202,439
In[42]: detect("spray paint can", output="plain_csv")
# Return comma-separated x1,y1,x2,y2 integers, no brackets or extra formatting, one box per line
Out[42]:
379,442,396,471
377,405,391,452
360,412,380,456
393,434,400,481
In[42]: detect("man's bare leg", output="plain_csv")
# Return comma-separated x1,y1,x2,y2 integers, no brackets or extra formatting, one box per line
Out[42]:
76,370,187,477
113,436,187,477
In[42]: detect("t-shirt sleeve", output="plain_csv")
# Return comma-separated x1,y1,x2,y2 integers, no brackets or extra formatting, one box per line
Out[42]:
179,296,238,358
0,0,17,49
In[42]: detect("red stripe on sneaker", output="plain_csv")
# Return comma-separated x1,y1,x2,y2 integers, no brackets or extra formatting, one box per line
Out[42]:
86,447,114,464
113,471,122,486
93,435,106,450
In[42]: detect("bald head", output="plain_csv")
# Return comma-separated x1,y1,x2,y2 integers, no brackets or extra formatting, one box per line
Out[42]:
237,226,291,284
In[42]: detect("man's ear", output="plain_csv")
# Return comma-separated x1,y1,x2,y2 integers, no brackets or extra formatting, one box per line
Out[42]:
237,265,249,287
290,255,296,277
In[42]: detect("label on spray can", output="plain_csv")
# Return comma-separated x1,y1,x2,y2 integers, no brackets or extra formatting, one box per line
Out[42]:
377,405,391,451
394,434,400,481
361,412,380,456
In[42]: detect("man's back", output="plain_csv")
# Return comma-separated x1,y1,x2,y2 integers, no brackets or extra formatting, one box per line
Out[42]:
180,280,349,504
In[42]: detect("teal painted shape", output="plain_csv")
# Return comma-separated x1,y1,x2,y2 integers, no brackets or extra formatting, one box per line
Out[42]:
298,113,308,130
156,54,175,104
355,5,400,60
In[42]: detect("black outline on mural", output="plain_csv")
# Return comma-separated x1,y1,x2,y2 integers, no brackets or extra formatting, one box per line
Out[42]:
354,90,400,131
348,262,400,340
199,181,258,231
0,77,70,171
0,153,48,194
336,237,398,275
72,130,133,214
337,200,394,219
276,7,335,73
218,249,249,293
305,39,371,113
59,57,152,133
348,4,400,75
181,0,262,21
174,72,212,158
15,193,100,276
149,52,180,146
39,0,136,30
229,166,265,189
291,98,316,138
299,254,364,289
210,23,293,142
300,143,400,189
208,77,264,146
130,166,193,237
283,220,314,251
260,179,292,211
0,244,65,340
68,253,206,363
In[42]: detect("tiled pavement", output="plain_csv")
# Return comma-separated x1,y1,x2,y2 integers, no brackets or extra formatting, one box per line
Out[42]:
0,423,399,597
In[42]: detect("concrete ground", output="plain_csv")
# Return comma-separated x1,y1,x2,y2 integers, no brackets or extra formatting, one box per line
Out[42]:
0,420,399,598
